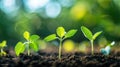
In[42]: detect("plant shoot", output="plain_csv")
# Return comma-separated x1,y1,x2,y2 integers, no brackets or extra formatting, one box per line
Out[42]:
81,26,102,55
15,31,40,56
44,27,77,59
0,41,7,56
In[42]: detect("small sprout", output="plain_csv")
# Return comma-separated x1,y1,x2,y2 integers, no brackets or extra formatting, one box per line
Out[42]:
44,27,77,59
0,41,7,56
15,31,40,56
81,26,102,55
100,41,115,55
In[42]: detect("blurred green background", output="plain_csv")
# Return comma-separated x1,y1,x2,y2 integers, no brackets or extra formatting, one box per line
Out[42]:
0,0,120,47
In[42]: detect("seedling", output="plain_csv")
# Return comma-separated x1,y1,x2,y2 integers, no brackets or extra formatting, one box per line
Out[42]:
15,31,40,56
81,26,102,55
0,41,7,56
44,27,77,59
100,41,115,55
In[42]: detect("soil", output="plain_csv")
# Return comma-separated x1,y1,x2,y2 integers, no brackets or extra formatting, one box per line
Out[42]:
0,50,119,67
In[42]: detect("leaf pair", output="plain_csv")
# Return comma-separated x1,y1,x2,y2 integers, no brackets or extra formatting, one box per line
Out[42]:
44,27,77,42
15,31,40,56
81,26,102,41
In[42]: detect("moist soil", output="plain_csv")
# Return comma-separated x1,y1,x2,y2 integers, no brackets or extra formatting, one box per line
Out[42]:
0,51,120,67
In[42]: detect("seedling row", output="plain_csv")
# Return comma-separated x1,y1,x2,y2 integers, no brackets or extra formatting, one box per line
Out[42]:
0,26,115,60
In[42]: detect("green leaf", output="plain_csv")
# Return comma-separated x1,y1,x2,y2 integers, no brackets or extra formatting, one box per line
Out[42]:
30,35,40,41
81,26,93,40
44,34,56,41
23,31,30,40
0,40,7,48
93,31,102,40
65,29,77,38
0,51,6,56
15,42,25,56
30,42,38,51
56,27,65,38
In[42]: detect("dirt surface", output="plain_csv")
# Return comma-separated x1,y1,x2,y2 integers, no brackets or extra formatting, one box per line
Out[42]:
0,51,120,67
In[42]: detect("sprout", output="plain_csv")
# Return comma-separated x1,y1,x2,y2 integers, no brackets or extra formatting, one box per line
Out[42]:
15,31,40,56
0,41,7,56
100,41,115,55
81,26,102,55
44,27,77,59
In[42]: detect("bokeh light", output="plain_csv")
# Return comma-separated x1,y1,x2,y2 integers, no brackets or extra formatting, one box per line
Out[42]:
39,40,47,50
58,0,75,8
24,0,49,12
0,0,18,16
45,1,61,18
70,2,88,20
63,40,75,52
79,41,88,52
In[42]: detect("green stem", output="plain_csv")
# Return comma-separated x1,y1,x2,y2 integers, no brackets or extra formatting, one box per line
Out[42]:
28,49,30,56
59,39,62,60
0,48,3,56
27,41,30,56
1,48,3,53
90,40,94,55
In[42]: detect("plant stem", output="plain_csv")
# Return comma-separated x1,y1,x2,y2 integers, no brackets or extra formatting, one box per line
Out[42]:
27,41,30,56
1,48,3,53
28,48,30,56
0,48,3,56
59,39,62,60
90,40,94,55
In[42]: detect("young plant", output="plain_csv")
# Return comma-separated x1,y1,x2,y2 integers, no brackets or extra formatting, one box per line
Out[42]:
15,31,40,56
81,26,102,55
44,27,77,59
100,41,115,55
0,41,7,56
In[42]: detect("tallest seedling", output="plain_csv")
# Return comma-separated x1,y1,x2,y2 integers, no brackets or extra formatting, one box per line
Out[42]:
81,26,102,55
44,27,77,59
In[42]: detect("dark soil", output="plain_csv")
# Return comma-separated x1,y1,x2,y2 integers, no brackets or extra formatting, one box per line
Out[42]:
0,51,120,67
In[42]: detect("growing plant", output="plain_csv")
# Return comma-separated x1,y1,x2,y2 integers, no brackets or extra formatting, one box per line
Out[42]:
15,31,40,56
44,27,77,59
100,41,115,55
81,26,102,55
0,40,7,56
